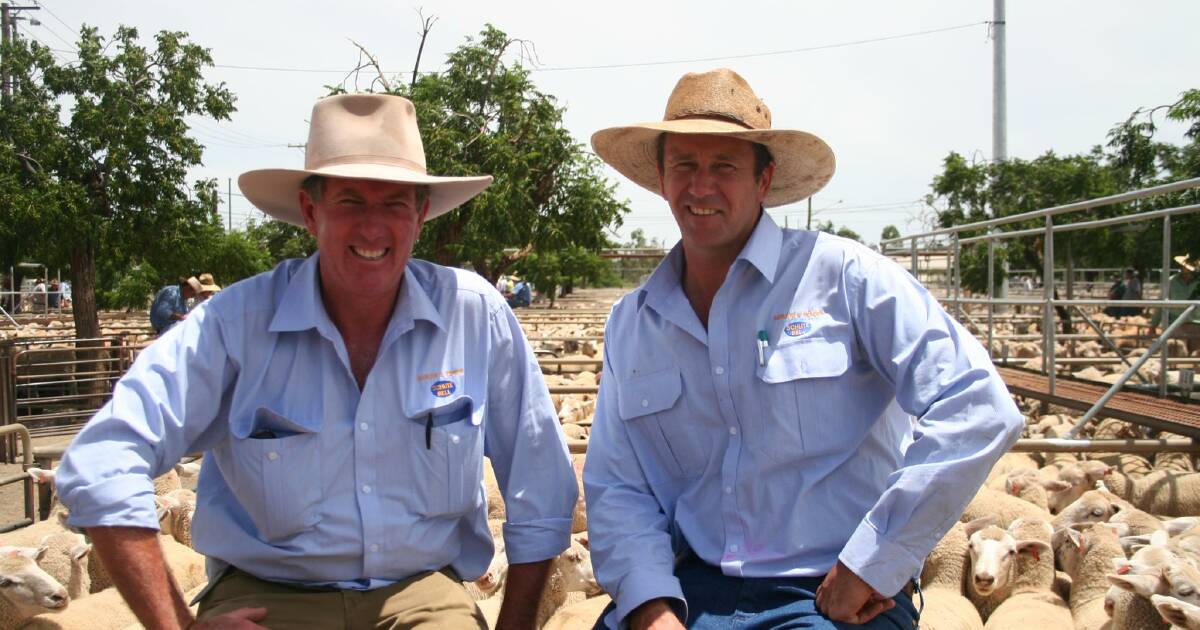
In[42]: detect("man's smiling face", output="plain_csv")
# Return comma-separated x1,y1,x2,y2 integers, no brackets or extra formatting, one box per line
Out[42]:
300,177,428,301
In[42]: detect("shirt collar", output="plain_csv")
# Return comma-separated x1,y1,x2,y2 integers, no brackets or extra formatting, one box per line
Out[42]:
269,254,446,336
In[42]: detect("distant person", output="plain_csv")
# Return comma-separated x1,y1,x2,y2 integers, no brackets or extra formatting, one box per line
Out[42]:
149,276,201,335
1104,268,1143,318
196,273,222,302
31,278,48,313
496,273,511,295
508,278,532,308
1161,254,1200,354
47,279,61,310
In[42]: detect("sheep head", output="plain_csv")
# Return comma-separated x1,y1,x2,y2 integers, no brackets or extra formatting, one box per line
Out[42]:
0,546,69,616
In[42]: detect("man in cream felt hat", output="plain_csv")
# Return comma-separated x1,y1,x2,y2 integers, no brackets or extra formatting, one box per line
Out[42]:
1160,253,1200,353
583,69,1022,629
57,93,577,629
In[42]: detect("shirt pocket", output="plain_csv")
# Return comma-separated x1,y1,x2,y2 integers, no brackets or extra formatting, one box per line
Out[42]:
227,407,324,542
617,366,708,478
756,336,853,458
401,396,484,518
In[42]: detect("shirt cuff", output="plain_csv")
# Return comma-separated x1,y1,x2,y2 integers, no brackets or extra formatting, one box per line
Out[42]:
612,569,687,629
62,474,160,531
501,517,573,565
838,519,922,597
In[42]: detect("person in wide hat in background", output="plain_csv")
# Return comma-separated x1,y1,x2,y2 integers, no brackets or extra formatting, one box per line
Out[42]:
582,68,1022,629
58,93,577,629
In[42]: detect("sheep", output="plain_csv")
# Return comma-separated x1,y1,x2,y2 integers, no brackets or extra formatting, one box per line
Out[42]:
1109,498,1167,537
1153,593,1200,629
29,532,89,601
0,546,69,630
919,521,985,630
464,547,508,601
1106,533,1200,629
477,537,598,629
1048,460,1112,514
1099,469,1200,517
965,517,1054,622
985,453,1040,488
156,489,197,548
21,584,138,630
960,486,1050,529
1051,487,1124,532
484,458,505,521
1003,469,1072,511
981,517,1069,628
570,455,587,534
1053,523,1126,630
543,595,613,630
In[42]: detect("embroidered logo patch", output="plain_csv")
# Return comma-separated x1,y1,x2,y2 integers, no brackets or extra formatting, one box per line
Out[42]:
431,380,456,398
784,320,811,337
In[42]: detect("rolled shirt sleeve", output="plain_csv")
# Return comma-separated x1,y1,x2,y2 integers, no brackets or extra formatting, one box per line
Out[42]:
484,300,577,565
57,304,235,531
838,255,1024,595
584,341,687,627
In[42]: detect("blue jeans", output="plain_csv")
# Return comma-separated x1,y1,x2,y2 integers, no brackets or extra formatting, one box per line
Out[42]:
596,555,920,629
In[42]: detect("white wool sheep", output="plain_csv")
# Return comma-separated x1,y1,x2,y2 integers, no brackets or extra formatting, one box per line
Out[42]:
1003,469,1071,511
21,585,138,630
1047,460,1111,514
476,537,599,629
965,518,1053,622
985,453,1040,488
919,521,985,630
0,546,69,630
483,458,505,521
1099,469,1200,517
1107,532,1200,629
31,532,89,601
982,517,1070,629
156,489,197,548
570,455,586,534
1053,523,1126,630
543,594,612,630
1051,487,1124,532
1153,593,1200,629
960,486,1050,529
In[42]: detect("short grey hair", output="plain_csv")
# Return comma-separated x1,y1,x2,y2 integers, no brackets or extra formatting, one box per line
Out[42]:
300,175,430,206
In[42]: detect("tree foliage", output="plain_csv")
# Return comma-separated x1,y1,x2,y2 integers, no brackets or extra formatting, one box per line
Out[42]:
926,88,1200,295
0,26,236,338
880,225,901,242
359,24,628,281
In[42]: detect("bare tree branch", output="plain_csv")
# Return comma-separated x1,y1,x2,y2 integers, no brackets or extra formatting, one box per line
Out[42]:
411,8,438,90
350,39,392,92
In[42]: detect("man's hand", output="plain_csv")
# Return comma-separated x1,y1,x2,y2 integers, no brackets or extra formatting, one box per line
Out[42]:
630,599,685,630
190,607,268,629
814,560,894,624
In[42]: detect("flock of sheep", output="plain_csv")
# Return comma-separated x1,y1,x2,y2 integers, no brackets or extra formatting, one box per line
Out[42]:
1,296,1199,628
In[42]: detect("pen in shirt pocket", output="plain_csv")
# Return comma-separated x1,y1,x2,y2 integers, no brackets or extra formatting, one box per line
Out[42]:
756,330,769,366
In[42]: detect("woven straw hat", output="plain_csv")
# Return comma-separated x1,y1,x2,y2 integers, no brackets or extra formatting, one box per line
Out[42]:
591,68,835,207
239,94,493,226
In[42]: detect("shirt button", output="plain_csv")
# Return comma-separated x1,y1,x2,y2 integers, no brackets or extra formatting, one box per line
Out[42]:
360,422,369,431
361,485,372,494
724,486,733,494
714,366,725,375
641,399,649,408
729,427,738,436
266,451,279,461
450,435,461,444
369,544,379,553
730,544,740,553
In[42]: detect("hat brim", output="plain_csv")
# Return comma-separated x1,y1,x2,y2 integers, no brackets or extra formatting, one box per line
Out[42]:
590,119,835,207
238,163,493,227
1176,255,1197,272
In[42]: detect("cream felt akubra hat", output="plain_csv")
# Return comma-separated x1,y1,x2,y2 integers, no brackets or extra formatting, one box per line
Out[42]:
239,93,493,226
591,68,835,207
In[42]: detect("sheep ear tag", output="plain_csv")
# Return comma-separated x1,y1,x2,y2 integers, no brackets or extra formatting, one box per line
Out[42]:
1030,547,1040,562
1117,565,1131,575
1010,483,1021,495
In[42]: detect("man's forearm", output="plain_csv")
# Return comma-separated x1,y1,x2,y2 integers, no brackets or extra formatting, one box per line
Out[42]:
88,526,192,630
495,559,552,630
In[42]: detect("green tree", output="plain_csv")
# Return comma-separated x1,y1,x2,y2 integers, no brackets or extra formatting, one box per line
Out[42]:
244,218,318,262
379,25,628,281
0,26,235,339
813,220,861,242
880,225,901,242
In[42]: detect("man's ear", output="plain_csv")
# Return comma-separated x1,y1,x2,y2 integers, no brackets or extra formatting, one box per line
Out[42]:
298,189,319,237
757,162,776,202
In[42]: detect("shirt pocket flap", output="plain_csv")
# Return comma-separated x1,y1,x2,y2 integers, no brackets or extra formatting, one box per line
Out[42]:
760,338,851,383
406,395,480,427
618,367,682,420
233,407,321,439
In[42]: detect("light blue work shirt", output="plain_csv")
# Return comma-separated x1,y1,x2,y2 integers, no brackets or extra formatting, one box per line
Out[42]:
57,254,577,588
583,214,1022,626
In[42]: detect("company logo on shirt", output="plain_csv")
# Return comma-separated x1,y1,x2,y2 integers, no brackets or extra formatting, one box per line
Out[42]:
431,380,457,398
784,319,812,337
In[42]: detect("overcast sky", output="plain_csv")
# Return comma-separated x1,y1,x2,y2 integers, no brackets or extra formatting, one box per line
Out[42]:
23,1,1200,247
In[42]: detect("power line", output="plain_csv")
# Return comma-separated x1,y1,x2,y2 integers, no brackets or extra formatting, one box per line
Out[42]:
30,1,76,39
207,21,987,76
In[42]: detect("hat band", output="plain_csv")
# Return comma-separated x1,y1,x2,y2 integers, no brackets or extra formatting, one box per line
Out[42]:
667,113,760,131
309,154,428,174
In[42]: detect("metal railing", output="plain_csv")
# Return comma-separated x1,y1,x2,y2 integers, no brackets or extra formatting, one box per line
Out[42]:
0,424,37,533
0,336,149,462
882,177,1200,433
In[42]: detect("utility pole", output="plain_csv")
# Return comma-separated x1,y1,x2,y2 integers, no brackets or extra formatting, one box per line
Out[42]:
227,177,232,231
993,0,1007,163
1,3,40,102
806,197,812,230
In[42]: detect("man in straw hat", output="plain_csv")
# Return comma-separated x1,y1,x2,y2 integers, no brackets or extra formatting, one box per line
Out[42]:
56,93,577,629
582,69,1022,629
149,275,203,335
1160,253,1200,353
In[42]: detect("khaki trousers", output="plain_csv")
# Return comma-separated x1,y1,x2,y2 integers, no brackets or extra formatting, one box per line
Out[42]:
196,567,487,630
